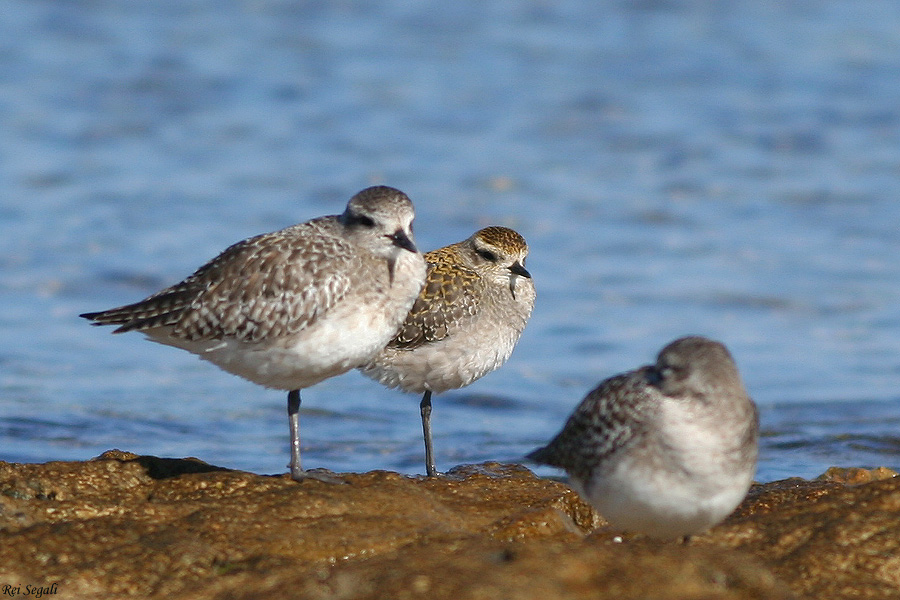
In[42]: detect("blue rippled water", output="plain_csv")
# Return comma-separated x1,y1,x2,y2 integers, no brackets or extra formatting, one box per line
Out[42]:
2,0,900,482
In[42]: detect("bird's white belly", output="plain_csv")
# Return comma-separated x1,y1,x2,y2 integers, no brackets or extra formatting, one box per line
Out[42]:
143,305,403,391
580,452,752,539
363,323,519,394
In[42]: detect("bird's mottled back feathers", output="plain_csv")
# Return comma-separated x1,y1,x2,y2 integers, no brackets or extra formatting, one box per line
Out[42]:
527,368,656,483
389,245,480,349
82,219,355,343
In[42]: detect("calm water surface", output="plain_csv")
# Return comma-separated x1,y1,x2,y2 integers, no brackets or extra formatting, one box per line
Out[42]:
2,1,900,482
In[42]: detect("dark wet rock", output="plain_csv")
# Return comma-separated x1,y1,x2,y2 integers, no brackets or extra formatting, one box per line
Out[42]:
0,452,896,599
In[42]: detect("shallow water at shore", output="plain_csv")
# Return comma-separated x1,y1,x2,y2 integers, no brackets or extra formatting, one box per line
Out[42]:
2,1,900,482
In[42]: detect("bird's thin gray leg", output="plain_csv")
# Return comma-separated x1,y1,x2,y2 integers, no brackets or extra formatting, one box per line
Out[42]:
288,390,303,479
287,390,344,484
421,390,438,476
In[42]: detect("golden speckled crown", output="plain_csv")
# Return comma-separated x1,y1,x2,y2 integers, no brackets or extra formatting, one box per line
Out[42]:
472,226,528,254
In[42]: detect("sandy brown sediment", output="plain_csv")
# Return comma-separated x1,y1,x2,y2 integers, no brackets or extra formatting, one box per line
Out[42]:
0,450,897,599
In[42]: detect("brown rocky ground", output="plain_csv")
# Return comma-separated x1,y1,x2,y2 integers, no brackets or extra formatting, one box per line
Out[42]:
0,450,897,599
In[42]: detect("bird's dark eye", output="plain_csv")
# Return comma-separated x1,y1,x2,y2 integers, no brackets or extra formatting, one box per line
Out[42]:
351,214,376,228
646,368,664,386
477,249,497,262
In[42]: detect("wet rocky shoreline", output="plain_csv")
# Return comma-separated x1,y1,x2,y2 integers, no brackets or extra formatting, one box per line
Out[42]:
0,450,897,599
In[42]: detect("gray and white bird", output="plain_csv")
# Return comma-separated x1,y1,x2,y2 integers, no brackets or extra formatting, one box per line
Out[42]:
360,226,535,476
81,185,427,482
528,336,758,539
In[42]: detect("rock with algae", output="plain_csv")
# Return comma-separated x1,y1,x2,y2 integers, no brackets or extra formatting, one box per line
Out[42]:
0,450,896,600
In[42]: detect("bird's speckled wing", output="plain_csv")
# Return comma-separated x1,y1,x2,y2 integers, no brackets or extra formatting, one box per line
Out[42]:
527,368,655,482
389,246,480,349
83,221,354,343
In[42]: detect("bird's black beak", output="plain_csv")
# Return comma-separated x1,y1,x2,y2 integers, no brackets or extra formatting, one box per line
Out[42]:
509,261,531,278
388,230,418,253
